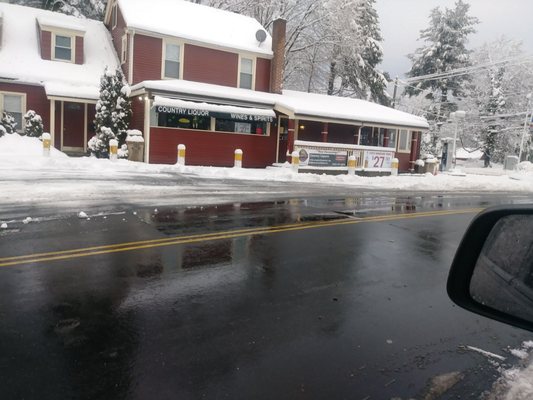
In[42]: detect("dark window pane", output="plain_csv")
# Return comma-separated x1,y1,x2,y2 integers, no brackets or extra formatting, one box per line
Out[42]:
157,112,210,130
56,35,71,48
55,47,71,60
165,60,180,78
239,73,252,89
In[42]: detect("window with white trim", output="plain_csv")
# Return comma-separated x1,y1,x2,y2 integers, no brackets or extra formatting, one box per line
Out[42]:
121,34,127,64
398,129,412,152
112,3,117,28
239,57,253,89
1,93,25,132
53,34,73,62
164,42,181,79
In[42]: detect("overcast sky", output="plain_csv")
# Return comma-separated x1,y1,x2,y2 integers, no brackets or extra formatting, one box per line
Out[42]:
376,0,533,78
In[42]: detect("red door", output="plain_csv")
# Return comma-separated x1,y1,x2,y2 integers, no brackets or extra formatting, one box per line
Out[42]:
62,102,85,149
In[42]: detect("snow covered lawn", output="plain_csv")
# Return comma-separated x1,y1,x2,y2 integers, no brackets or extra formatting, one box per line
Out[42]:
3,134,533,215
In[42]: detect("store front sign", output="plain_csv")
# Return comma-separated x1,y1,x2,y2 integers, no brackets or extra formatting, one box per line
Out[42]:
155,106,274,123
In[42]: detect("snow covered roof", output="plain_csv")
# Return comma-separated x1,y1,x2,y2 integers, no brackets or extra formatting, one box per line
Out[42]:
0,3,119,99
278,90,429,130
37,16,86,34
117,0,273,57
132,79,277,107
132,79,429,130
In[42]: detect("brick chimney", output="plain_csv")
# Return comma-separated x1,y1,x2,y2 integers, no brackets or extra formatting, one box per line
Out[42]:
270,18,286,94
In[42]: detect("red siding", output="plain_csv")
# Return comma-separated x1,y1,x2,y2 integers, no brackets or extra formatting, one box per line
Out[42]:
109,4,129,79
397,152,411,172
149,127,277,167
133,34,163,84
130,98,145,132
183,44,238,87
0,83,50,133
255,58,271,92
75,36,84,64
41,30,52,60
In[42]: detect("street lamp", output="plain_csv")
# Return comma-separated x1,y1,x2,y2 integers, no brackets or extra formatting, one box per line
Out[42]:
450,110,466,170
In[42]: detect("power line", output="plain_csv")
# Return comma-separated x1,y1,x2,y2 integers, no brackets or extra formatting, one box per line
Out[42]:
404,55,533,83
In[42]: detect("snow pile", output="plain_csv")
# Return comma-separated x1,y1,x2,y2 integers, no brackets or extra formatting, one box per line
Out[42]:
484,341,533,400
518,162,533,172
0,133,67,161
126,129,144,143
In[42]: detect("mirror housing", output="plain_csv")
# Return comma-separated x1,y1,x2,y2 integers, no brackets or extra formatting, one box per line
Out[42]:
448,205,533,332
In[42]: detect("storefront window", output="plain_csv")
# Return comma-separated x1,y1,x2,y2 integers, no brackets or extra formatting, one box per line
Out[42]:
157,112,210,130
2,94,23,131
215,118,267,135
398,129,412,152
388,129,397,149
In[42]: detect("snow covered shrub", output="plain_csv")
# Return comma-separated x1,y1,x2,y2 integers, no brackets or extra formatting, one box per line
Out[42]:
0,124,6,138
118,144,128,159
89,67,132,158
0,112,17,134
23,110,44,138
88,126,115,158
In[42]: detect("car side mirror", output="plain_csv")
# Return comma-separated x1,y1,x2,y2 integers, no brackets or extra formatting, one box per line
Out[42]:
448,206,533,332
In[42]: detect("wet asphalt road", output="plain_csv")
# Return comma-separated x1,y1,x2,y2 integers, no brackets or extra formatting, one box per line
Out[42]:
2,194,533,400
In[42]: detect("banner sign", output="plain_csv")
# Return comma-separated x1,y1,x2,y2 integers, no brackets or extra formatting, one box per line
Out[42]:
298,148,348,167
365,150,393,169
155,105,274,123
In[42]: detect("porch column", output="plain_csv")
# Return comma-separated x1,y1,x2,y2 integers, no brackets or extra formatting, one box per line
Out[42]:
143,97,151,163
383,128,389,147
354,126,361,145
287,118,296,161
83,103,88,152
60,101,64,150
321,122,329,142
409,131,419,172
50,100,55,147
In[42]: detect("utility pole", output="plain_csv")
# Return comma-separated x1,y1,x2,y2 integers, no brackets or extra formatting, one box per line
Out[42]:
518,94,532,162
391,76,399,109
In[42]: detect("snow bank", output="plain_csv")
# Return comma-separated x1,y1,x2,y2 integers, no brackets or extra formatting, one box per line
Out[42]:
484,341,533,400
0,133,67,161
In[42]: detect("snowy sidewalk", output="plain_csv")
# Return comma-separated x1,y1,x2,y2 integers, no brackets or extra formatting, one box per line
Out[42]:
2,134,533,216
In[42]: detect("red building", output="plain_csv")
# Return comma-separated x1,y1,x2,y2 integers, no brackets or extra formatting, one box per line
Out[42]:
0,3,120,153
0,1,428,172
104,0,428,171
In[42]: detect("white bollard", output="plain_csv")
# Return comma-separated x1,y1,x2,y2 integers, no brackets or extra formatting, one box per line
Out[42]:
391,157,399,176
347,155,356,175
234,149,243,168
177,144,186,166
42,132,51,157
109,139,118,161
291,150,299,172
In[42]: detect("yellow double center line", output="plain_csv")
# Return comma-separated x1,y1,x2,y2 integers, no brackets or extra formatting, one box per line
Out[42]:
0,208,482,268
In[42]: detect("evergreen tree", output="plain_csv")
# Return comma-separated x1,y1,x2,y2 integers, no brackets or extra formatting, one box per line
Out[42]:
481,68,506,161
340,0,389,104
405,0,478,123
23,110,44,138
12,0,106,20
0,112,17,134
88,67,132,158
